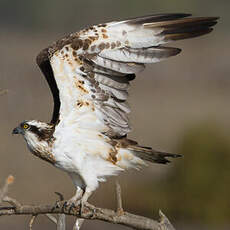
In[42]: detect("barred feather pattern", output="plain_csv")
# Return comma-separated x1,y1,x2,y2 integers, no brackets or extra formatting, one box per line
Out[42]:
34,13,218,192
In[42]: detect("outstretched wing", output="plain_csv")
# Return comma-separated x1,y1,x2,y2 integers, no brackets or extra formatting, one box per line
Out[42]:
36,13,218,138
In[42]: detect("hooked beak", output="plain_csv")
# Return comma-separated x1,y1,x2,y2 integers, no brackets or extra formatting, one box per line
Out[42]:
12,127,22,135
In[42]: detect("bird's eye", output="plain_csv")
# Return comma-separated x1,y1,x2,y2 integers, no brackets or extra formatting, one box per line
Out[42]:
23,124,29,129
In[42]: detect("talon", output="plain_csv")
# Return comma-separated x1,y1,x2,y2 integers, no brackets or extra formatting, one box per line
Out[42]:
80,200,88,216
62,201,69,212
69,202,76,213
80,200,84,216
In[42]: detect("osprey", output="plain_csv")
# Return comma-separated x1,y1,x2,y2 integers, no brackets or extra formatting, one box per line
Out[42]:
13,13,218,204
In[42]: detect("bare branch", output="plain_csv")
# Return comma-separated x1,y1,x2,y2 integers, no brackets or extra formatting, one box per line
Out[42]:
0,175,14,203
0,176,176,230
0,200,174,230
54,192,66,230
29,215,37,230
3,196,21,209
115,180,124,216
57,214,66,230
159,210,175,230
73,218,84,230
46,214,58,224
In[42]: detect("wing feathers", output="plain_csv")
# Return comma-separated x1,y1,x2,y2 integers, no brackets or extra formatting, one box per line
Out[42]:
94,72,130,90
144,16,219,42
107,15,218,49
164,28,213,41
92,56,145,74
125,13,191,25
41,13,218,137
100,46,181,64
144,17,218,28
36,48,60,124
99,84,128,101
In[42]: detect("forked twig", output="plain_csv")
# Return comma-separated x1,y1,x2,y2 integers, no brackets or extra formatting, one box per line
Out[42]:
115,180,124,215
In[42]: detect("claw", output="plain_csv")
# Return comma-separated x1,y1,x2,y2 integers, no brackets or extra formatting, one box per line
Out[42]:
79,190,93,216
80,200,90,216
69,202,77,213
62,201,69,211
80,200,85,216
61,198,81,214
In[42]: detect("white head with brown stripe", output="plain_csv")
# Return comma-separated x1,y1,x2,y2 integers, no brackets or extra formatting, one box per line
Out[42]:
12,120,55,163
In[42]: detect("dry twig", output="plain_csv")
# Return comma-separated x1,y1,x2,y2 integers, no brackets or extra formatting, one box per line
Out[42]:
73,218,84,230
46,213,57,224
29,215,37,230
0,175,14,202
57,214,66,230
115,180,124,215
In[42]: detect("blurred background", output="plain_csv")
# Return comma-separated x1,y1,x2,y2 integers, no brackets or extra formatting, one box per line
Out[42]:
0,0,229,229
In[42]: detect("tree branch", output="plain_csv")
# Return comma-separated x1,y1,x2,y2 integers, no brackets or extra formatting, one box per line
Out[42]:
29,215,37,230
46,214,57,224
57,214,66,230
0,176,176,230
115,180,124,215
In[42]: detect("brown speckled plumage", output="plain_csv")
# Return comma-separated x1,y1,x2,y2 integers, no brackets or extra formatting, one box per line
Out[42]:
13,14,218,201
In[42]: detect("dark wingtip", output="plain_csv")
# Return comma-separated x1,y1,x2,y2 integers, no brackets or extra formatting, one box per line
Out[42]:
160,153,183,164
208,16,220,21
171,153,183,158
126,13,192,25
160,15,219,42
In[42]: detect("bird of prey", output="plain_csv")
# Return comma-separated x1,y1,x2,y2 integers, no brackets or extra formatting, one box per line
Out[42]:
13,13,218,204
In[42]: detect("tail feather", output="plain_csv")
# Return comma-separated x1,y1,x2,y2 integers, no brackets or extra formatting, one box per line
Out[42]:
129,145,182,164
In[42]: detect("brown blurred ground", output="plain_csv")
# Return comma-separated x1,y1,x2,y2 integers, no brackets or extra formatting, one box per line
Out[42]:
0,0,229,229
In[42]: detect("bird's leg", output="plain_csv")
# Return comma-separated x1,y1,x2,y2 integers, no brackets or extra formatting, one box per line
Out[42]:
70,188,92,230
80,189,93,216
64,187,86,230
63,187,84,212
68,186,84,204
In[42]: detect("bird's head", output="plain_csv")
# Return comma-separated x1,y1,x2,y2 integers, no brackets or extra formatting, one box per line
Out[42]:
12,120,55,151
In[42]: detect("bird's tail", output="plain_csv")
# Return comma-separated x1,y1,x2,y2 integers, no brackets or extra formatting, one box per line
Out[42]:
128,145,182,164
